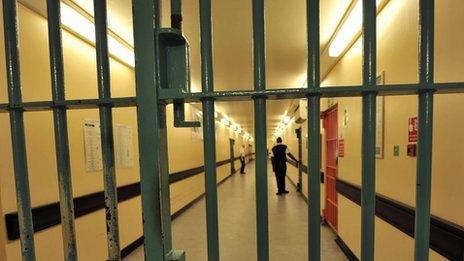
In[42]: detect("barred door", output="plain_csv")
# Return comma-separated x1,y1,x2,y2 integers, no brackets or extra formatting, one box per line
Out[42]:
0,0,445,260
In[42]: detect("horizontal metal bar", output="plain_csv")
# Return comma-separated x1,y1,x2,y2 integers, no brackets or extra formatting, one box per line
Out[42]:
2,81,464,113
0,97,136,112
159,82,464,102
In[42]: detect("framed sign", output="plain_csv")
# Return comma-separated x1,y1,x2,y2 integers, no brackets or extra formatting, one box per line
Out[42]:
375,71,385,159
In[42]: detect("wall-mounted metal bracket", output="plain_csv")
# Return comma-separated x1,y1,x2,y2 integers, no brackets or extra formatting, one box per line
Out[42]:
156,28,200,128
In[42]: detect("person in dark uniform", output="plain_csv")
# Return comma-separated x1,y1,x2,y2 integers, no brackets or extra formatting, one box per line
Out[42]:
270,137,299,195
239,145,246,174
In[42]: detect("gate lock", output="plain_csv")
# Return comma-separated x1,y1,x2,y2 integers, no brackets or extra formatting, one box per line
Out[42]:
156,28,200,128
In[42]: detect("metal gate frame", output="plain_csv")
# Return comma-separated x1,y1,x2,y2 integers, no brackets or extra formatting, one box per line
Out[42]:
0,0,449,260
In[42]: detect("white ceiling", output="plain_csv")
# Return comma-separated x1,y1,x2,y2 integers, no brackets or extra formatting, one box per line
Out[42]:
19,0,354,139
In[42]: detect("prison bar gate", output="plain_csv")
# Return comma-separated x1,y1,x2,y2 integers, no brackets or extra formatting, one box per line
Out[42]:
0,0,450,260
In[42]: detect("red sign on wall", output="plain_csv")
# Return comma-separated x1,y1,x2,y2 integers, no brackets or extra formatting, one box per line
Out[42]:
408,117,418,143
338,139,345,157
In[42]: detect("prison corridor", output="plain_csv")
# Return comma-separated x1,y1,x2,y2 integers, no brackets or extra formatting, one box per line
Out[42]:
125,162,346,261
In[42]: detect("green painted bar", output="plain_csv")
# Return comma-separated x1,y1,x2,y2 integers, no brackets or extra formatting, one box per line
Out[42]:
252,0,269,260
45,0,77,259
2,1,36,260
199,0,220,260
170,0,182,29
93,0,121,259
361,0,377,260
414,0,435,260
132,0,165,259
4,82,464,113
307,0,321,259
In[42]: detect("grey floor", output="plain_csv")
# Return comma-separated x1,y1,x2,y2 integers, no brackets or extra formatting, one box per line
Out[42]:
125,162,346,260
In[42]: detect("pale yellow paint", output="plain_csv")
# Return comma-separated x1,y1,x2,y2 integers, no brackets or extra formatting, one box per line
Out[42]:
312,0,464,259
0,3,252,260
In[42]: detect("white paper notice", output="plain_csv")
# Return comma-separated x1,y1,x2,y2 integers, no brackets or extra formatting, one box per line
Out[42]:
115,124,134,168
84,119,103,172
84,120,134,172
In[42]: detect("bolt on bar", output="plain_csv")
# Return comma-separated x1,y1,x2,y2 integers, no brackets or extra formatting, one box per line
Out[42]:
131,0,165,259
306,0,321,260
414,0,435,260
2,1,36,260
252,0,269,260
361,0,377,260
199,0,220,260
46,0,78,259
93,0,121,259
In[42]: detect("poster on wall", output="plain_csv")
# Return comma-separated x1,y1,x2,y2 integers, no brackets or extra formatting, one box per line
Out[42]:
408,116,418,142
338,139,345,157
84,119,103,172
114,124,134,168
84,119,134,172
375,72,385,159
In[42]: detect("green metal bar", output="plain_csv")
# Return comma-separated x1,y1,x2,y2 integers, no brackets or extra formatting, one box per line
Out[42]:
0,97,136,112
414,0,435,259
296,128,302,192
361,0,377,260
170,0,182,29
4,81,464,113
307,0,321,260
155,82,464,102
252,0,269,260
93,1,121,259
199,0,220,259
46,0,77,259
2,1,36,260
132,0,165,259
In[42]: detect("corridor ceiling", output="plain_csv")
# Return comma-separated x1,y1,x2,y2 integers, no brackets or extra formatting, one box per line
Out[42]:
20,0,355,140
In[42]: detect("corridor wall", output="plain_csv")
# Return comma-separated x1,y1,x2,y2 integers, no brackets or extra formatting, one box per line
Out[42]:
286,0,464,260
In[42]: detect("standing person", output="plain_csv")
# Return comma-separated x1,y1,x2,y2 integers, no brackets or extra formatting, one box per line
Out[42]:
270,137,299,195
239,145,246,174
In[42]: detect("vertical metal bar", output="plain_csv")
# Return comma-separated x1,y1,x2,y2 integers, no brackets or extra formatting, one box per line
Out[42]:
46,0,77,259
296,129,302,192
170,0,182,29
93,1,121,259
252,0,269,260
199,0,220,259
132,0,165,259
2,1,36,260
307,0,321,260
414,0,434,259
361,0,377,260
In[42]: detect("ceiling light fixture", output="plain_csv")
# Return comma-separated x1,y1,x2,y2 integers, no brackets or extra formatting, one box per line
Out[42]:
283,116,291,124
220,118,230,126
328,0,383,57
60,3,135,67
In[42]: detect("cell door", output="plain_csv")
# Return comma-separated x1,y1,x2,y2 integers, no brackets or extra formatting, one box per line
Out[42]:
322,105,338,231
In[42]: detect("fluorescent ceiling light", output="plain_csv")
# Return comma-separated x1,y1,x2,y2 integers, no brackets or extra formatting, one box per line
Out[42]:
60,3,135,67
231,125,238,131
329,0,383,57
283,116,291,124
220,118,230,126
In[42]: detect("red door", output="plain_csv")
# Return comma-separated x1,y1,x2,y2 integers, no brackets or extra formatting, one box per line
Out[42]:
323,105,338,231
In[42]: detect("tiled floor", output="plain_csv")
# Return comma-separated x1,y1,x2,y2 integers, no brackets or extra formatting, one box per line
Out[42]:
125,162,347,260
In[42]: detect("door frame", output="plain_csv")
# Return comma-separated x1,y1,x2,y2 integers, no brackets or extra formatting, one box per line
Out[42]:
321,104,338,232
230,139,236,174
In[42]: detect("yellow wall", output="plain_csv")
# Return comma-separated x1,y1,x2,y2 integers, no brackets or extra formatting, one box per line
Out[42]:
309,0,464,260
0,3,252,260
